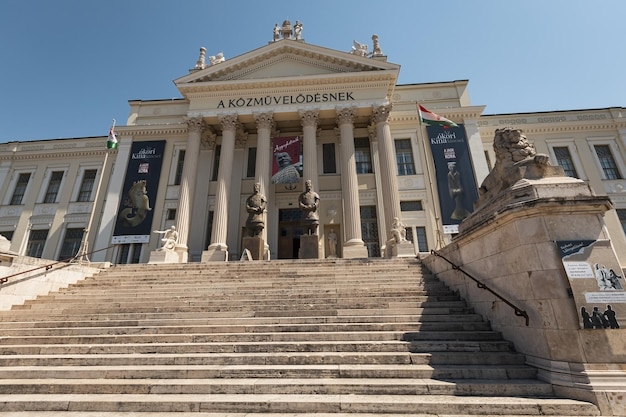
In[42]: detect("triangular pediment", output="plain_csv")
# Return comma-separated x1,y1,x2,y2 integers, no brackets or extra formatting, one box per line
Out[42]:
175,39,399,87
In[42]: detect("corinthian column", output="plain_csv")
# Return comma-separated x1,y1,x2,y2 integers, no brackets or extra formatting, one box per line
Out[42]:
202,114,238,262
372,104,402,240
175,117,203,263
254,112,274,244
299,109,319,191
336,107,368,258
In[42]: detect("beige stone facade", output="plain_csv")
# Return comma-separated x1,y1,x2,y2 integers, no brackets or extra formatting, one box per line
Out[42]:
0,33,624,266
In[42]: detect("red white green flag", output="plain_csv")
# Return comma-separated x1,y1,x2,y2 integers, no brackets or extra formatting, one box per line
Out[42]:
107,119,118,149
418,104,458,128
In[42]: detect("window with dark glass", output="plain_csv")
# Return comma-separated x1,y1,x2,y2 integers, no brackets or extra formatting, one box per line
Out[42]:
553,146,578,178
26,229,48,258
360,205,380,257
415,226,429,252
400,201,423,211
355,138,372,174
246,147,257,178
594,145,622,180
204,211,214,248
10,173,31,205
58,228,83,260
211,145,221,181
174,150,186,185
322,143,337,174
44,171,64,203
618,209,626,236
0,231,14,242
166,209,177,221
395,139,415,176
77,169,97,202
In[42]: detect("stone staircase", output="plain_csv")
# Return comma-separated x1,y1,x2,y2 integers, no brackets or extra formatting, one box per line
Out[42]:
0,258,599,416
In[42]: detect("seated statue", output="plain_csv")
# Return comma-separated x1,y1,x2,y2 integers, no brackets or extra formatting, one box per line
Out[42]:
153,226,178,251
389,217,407,244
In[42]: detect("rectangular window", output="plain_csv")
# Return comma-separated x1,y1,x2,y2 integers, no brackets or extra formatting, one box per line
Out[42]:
204,211,214,248
10,173,31,205
395,139,415,176
44,171,64,203
360,205,380,257
322,143,337,174
26,229,49,258
415,226,429,252
77,169,97,202
166,208,177,221
355,138,372,174
246,147,257,178
58,228,83,260
594,145,622,180
174,150,186,185
618,209,626,236
211,145,221,181
553,146,578,178
400,201,423,211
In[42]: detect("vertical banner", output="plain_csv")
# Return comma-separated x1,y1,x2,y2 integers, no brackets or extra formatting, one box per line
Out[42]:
426,124,479,234
271,136,301,185
112,140,166,244
557,240,624,329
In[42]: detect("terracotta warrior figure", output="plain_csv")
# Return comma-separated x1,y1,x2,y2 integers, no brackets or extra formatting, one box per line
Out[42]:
245,182,267,237
298,179,320,235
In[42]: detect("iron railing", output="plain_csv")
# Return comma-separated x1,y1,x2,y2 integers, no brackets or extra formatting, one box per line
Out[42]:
430,249,530,326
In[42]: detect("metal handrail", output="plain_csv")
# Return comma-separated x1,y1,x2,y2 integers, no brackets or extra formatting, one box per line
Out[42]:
430,249,529,326
0,245,114,286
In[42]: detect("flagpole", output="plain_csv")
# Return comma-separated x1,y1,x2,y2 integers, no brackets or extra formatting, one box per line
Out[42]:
71,119,115,264
416,103,446,250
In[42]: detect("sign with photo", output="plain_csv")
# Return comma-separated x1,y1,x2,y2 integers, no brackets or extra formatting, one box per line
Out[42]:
556,239,624,329
112,140,166,244
271,136,301,185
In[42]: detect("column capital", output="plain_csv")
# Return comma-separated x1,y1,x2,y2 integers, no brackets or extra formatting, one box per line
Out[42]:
336,107,356,125
254,112,274,130
367,123,377,142
219,114,239,131
299,109,319,127
371,104,393,124
185,116,205,133
235,128,248,149
201,127,217,150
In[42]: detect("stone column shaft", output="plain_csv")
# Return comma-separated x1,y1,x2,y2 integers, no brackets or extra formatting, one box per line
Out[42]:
337,108,366,251
210,114,238,249
176,117,203,251
373,104,402,239
300,110,319,191
254,112,273,243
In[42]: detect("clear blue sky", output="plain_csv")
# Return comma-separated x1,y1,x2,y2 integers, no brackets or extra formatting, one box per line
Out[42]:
1,0,624,142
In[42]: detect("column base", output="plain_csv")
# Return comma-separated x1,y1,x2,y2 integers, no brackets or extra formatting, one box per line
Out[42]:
342,242,369,259
201,244,229,262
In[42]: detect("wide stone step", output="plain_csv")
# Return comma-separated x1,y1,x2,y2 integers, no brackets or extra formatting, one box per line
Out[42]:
0,364,538,380
0,393,600,415
0,377,553,396
0,321,492,336
0,351,526,366
0,340,516,355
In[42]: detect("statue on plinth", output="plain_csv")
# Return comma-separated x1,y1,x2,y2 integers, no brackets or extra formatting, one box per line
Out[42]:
245,182,267,237
273,24,280,41
153,226,178,251
294,21,303,40
389,217,407,244
298,179,320,235
327,229,338,258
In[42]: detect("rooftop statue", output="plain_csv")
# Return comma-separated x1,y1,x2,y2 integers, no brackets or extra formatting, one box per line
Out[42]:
209,52,225,65
294,21,303,40
350,40,368,57
371,34,383,56
193,47,207,70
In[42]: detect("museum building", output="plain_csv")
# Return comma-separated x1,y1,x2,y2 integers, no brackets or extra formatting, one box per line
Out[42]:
1,21,625,265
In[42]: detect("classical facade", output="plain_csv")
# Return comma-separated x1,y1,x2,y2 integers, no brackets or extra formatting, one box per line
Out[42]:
1,22,625,265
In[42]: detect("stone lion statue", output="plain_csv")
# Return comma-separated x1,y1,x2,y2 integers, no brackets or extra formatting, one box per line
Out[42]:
475,128,564,209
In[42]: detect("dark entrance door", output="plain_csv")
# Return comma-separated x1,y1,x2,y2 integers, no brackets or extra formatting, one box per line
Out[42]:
278,208,303,259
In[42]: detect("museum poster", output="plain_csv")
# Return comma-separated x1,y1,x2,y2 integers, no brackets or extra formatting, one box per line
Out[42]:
557,240,624,329
425,124,479,234
271,136,302,185
112,140,166,244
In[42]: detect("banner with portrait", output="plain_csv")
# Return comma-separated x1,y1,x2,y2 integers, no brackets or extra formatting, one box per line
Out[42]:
557,239,624,329
112,140,166,244
425,124,479,234
271,136,301,185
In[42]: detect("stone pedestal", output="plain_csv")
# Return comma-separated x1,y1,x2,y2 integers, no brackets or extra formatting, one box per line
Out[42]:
298,235,319,259
148,250,180,264
387,242,415,258
242,237,264,261
342,243,369,259
201,244,229,262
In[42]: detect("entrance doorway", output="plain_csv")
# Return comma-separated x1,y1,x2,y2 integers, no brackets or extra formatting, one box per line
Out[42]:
277,208,303,259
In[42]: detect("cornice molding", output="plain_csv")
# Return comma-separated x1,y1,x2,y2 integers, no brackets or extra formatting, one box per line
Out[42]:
116,124,188,137
0,148,114,161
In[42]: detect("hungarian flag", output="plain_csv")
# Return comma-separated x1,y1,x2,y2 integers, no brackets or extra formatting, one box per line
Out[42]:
107,120,118,149
418,104,458,128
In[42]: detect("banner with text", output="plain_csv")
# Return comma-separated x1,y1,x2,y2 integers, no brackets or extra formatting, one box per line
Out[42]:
557,239,624,329
112,140,166,244
425,124,478,234
271,136,302,185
